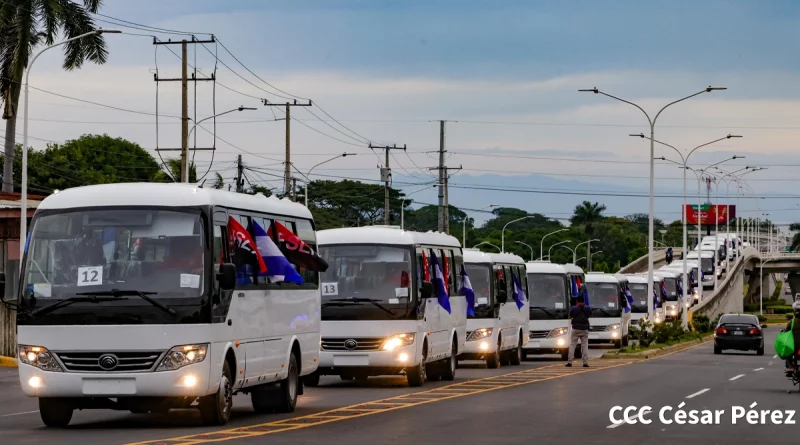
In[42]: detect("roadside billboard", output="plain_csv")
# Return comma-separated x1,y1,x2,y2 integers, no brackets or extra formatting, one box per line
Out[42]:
683,204,735,225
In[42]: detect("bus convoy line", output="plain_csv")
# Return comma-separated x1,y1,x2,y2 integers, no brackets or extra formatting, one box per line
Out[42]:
127,360,636,445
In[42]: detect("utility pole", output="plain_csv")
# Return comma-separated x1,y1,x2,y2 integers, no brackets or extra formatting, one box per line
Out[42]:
235,154,244,193
438,121,446,232
263,99,312,196
153,36,216,182
292,177,298,202
369,143,406,225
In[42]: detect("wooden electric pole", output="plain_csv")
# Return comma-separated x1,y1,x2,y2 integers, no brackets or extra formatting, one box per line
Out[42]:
369,143,407,225
263,99,312,196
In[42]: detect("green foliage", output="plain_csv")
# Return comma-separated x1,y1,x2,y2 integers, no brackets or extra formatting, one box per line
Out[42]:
745,304,793,314
628,321,653,347
773,281,783,300
757,314,767,323
404,205,468,234
653,319,685,344
691,314,712,333
304,179,406,227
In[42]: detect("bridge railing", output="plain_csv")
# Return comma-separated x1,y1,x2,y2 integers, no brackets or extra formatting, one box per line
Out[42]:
691,247,760,319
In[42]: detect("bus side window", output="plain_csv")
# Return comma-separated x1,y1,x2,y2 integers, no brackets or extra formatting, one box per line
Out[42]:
437,249,452,294
452,249,463,295
229,214,257,287
295,219,319,288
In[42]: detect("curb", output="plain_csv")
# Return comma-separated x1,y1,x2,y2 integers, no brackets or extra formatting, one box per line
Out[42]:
0,355,18,368
600,335,714,360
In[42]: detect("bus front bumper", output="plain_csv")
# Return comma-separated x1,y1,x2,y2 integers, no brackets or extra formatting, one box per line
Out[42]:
523,336,568,353
18,360,212,398
318,345,418,374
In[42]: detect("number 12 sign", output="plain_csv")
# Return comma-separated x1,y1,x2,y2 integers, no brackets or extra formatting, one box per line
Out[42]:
77,266,103,286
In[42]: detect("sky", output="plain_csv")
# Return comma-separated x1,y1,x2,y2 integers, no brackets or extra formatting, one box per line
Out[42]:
23,0,800,227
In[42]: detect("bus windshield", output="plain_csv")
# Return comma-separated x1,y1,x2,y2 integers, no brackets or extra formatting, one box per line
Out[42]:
628,283,649,312
527,273,568,319
586,282,621,317
19,208,206,325
663,278,678,301
465,263,494,319
319,244,415,320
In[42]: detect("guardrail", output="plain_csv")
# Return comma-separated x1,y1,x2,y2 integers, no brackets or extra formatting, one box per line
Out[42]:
691,247,759,319
617,248,680,274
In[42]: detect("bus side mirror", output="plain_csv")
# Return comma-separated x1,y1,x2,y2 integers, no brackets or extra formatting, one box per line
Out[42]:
217,263,236,291
497,289,508,304
420,281,433,300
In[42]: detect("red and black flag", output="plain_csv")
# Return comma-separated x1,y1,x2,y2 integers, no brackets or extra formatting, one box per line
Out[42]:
228,216,267,274
268,221,329,272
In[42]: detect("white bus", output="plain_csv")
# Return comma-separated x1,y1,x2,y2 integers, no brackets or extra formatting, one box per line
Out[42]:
7,183,321,427
622,274,649,324
585,272,630,348
460,250,528,368
686,250,717,289
663,260,701,305
655,269,681,320
312,227,466,387
524,262,573,360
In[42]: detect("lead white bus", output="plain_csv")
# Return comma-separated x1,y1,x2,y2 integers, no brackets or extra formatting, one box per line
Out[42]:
311,227,466,387
523,262,573,360
585,272,630,348
7,183,321,427
459,249,528,368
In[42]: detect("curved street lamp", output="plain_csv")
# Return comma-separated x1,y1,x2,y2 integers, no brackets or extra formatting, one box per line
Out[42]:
515,241,534,262
548,240,572,260
502,216,537,252
473,241,500,252
540,228,569,259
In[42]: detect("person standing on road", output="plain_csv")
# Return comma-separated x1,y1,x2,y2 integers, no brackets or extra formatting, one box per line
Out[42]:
567,295,591,368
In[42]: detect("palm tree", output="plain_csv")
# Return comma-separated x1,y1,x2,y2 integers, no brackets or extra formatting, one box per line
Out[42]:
571,201,607,270
0,0,109,192
152,158,196,183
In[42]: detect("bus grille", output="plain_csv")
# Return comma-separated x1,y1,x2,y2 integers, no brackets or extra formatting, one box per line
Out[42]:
589,326,606,332
528,330,549,339
54,351,163,372
321,337,385,351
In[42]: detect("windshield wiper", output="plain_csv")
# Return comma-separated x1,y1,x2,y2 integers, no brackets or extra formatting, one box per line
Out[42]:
29,296,126,318
75,289,176,316
323,297,395,316
530,306,558,318
592,307,616,317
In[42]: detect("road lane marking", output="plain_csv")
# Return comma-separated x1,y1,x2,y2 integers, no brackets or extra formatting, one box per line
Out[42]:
685,388,710,399
127,360,636,445
0,410,38,418
754,367,764,372
774,355,779,359
729,374,745,381
606,409,651,429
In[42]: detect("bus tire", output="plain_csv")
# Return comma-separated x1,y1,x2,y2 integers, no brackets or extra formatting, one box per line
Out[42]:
440,338,457,381
303,371,320,388
509,334,522,366
199,361,233,425
39,398,73,428
275,353,299,413
486,338,502,369
407,341,427,387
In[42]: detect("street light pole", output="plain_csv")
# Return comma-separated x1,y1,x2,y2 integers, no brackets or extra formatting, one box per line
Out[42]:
473,241,500,252
502,215,537,252
581,85,726,325
574,239,599,266
539,228,569,259
515,241,534,262
291,153,357,207
20,29,121,270
548,240,572,260
588,251,603,271
561,245,576,263
463,204,498,248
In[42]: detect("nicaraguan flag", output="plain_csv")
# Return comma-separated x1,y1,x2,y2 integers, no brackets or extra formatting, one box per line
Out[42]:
512,273,526,310
623,288,634,314
571,277,579,297
460,265,475,317
253,221,304,284
430,251,451,313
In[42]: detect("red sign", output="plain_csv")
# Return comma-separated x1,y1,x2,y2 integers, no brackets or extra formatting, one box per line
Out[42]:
683,204,735,225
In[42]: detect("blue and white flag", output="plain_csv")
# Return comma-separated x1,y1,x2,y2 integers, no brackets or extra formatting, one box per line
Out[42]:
253,221,304,284
623,288,634,314
430,251,451,313
512,273,526,310
571,277,579,297
460,265,475,317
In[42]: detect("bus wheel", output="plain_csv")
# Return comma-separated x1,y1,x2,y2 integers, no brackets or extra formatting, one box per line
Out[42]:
407,343,427,387
304,371,320,387
440,339,457,381
509,335,522,366
39,398,73,428
486,338,501,369
199,361,233,425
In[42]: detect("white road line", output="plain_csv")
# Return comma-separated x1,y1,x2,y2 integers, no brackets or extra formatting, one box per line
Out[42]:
729,374,746,381
0,410,38,418
774,355,779,359
686,388,710,399
606,410,651,429
754,368,764,372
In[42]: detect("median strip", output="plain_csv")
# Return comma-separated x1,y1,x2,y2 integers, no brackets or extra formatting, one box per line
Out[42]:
0,356,17,368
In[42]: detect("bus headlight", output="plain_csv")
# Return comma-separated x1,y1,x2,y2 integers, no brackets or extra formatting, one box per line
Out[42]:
467,328,493,342
382,333,415,351
546,327,568,338
18,345,62,372
605,324,620,331
156,344,208,371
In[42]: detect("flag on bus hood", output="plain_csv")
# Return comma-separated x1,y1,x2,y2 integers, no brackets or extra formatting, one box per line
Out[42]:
623,288,634,314
512,273,526,310
269,221,328,272
228,216,267,274
253,221,303,284
460,265,475,317
430,251,451,313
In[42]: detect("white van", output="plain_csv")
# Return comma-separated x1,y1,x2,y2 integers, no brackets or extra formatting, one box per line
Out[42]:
460,250,529,368
11,183,321,427
313,227,466,387
664,260,701,305
585,272,630,347
524,262,573,360
686,250,717,289
656,269,682,320
622,275,649,324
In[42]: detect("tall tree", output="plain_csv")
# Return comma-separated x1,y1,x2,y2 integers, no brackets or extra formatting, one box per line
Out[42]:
571,201,607,269
0,0,110,192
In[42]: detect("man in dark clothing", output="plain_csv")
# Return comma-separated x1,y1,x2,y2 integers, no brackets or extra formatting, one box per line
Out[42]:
666,247,673,265
784,301,800,375
567,295,592,367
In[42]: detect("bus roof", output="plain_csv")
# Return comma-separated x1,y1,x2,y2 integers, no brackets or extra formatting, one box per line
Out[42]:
464,249,524,265
525,262,568,274
687,251,715,259
613,274,630,285
585,272,619,284
561,263,585,275
624,275,648,284
36,183,313,219
317,226,461,248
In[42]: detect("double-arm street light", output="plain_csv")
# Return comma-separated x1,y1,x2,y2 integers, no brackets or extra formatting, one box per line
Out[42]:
548,240,572,261
539,228,569,259
515,241,534,261
633,134,743,328
581,85,727,323
573,239,599,265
